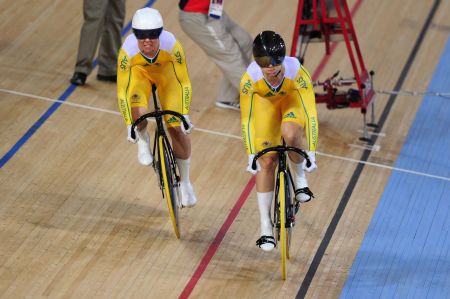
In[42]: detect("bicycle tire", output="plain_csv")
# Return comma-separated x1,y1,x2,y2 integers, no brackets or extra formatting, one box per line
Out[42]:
279,171,287,280
285,171,294,260
158,136,181,239
274,174,281,245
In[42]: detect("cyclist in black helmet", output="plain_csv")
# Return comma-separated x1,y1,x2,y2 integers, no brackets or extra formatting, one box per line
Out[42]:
240,31,318,251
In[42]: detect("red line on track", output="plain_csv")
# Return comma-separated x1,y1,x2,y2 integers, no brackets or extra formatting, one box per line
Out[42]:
179,176,256,299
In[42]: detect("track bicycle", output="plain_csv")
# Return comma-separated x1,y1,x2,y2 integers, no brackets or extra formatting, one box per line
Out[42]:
252,145,312,280
130,85,190,239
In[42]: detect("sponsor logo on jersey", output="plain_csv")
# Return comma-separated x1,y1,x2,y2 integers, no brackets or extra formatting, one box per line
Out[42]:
131,94,140,103
241,80,252,95
184,87,190,111
241,125,249,151
120,56,128,71
262,141,272,147
283,111,296,119
119,98,130,123
167,116,178,124
264,91,275,97
311,116,318,147
297,76,307,89
175,51,182,64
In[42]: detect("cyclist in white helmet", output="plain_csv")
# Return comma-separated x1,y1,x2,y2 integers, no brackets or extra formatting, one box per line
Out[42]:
117,7,197,207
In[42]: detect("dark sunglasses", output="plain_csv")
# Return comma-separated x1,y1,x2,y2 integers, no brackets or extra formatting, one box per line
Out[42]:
133,28,162,40
254,55,284,68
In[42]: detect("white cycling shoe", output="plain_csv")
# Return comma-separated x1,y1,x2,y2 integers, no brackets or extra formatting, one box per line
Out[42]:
256,235,276,252
137,130,152,166
180,182,197,207
256,222,275,251
295,176,314,203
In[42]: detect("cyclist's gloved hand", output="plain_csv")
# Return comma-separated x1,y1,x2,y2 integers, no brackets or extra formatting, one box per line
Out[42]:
181,115,194,135
127,124,138,144
246,154,261,175
302,151,317,173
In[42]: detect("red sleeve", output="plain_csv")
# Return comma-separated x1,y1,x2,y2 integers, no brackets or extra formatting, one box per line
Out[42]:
179,0,209,13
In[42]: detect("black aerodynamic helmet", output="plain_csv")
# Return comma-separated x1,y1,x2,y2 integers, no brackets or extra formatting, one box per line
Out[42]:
252,31,286,68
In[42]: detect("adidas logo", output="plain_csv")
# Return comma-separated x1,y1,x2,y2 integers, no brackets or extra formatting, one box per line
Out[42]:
167,116,177,124
283,112,296,119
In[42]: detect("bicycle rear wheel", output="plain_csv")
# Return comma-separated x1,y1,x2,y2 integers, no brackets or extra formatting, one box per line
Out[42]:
158,135,181,239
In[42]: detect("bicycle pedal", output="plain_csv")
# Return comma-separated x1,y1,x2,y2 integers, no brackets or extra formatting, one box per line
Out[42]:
285,223,295,229
295,187,314,203
288,219,296,227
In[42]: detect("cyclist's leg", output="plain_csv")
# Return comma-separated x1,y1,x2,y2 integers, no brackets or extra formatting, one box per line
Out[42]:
254,95,282,191
255,155,277,252
128,67,152,165
280,94,313,202
155,64,192,160
256,191,276,251
254,96,281,251
134,107,152,166
166,127,196,207
167,127,191,159
158,78,197,207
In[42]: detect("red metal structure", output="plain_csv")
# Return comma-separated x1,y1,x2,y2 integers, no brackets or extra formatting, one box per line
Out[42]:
291,0,376,141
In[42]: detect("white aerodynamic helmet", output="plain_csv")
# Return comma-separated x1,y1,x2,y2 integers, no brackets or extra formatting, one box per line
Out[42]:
132,7,163,39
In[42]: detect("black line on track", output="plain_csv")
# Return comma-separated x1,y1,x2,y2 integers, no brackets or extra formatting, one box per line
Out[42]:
295,1,441,298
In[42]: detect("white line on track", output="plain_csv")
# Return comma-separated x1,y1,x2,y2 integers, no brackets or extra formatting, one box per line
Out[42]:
357,129,386,137
348,143,381,152
1,87,449,182
318,151,450,182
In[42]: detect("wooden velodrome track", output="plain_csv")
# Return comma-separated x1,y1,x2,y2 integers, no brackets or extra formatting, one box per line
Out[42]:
1,0,450,298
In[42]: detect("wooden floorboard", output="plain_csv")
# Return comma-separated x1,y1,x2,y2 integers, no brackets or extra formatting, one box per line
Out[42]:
1,0,450,298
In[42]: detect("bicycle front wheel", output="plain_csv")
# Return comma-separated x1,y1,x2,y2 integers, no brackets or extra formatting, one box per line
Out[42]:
279,171,287,280
285,171,295,260
158,136,180,239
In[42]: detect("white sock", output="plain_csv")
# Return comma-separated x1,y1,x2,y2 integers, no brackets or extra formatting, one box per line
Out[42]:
177,157,197,207
136,129,152,166
257,192,273,236
289,158,308,189
289,158,312,202
176,157,191,184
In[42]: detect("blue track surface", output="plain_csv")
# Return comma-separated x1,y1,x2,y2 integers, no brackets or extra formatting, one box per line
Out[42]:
341,37,450,298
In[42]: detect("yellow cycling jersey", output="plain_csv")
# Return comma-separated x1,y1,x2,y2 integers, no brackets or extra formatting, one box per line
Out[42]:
240,57,318,154
117,30,192,126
